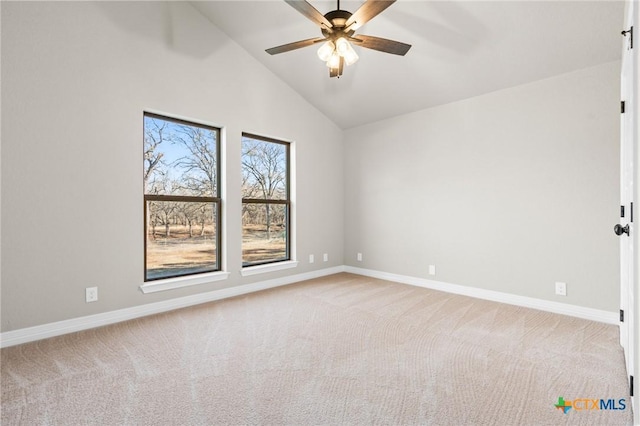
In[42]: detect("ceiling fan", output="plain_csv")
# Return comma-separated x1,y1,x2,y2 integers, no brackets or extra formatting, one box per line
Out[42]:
265,0,411,78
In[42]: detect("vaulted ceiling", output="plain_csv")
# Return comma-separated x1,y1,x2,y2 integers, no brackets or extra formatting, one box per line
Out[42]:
193,1,624,129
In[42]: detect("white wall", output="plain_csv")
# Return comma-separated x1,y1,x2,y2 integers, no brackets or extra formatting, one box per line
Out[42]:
1,1,344,331
344,61,621,312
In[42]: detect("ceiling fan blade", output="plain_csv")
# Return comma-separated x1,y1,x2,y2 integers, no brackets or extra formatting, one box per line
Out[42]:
345,0,395,32
266,37,326,55
351,34,411,56
285,0,333,30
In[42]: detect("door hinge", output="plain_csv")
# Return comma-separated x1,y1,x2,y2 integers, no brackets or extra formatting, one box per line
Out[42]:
620,309,624,322
622,101,626,113
631,376,634,397
623,26,634,49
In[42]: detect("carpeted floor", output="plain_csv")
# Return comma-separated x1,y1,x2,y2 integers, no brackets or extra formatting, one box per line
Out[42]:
1,273,633,425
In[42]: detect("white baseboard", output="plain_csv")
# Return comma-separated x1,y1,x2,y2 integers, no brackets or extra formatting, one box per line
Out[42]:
344,266,619,325
0,266,346,348
1,264,617,348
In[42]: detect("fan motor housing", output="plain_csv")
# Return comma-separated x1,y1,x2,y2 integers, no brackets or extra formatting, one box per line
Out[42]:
321,10,355,38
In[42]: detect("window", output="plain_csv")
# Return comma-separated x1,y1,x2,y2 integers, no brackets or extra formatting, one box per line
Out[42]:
143,113,221,281
241,133,290,267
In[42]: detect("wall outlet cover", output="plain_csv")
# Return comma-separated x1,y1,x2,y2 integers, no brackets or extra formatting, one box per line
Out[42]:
555,282,567,296
86,287,98,303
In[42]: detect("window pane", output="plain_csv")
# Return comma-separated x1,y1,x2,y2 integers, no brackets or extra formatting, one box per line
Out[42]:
146,200,218,280
144,115,218,197
241,136,287,200
242,203,288,265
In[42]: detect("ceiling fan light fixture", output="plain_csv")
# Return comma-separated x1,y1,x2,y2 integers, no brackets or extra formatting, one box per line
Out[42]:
332,37,358,66
335,37,350,55
326,51,341,69
317,40,335,62
342,42,359,66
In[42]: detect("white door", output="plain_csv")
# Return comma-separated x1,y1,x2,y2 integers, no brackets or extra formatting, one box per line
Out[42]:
619,0,637,420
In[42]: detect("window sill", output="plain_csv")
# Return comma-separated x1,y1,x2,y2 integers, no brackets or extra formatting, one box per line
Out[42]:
139,271,230,294
240,260,299,277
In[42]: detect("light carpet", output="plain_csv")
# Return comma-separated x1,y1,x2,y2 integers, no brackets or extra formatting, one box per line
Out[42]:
1,273,632,425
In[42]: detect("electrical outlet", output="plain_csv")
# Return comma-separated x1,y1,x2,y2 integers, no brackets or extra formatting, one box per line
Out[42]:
309,254,314,263
357,253,363,262
429,265,436,276
86,287,98,303
323,253,328,262
555,282,567,296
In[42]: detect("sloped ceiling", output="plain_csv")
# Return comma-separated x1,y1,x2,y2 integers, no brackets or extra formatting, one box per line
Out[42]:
193,1,624,129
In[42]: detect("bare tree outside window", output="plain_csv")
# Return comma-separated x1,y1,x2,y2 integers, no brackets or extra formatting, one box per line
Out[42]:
241,134,290,266
143,113,221,281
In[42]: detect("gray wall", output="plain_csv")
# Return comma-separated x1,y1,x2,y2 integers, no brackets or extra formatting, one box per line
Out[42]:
1,1,622,333
1,1,344,331
344,61,621,312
